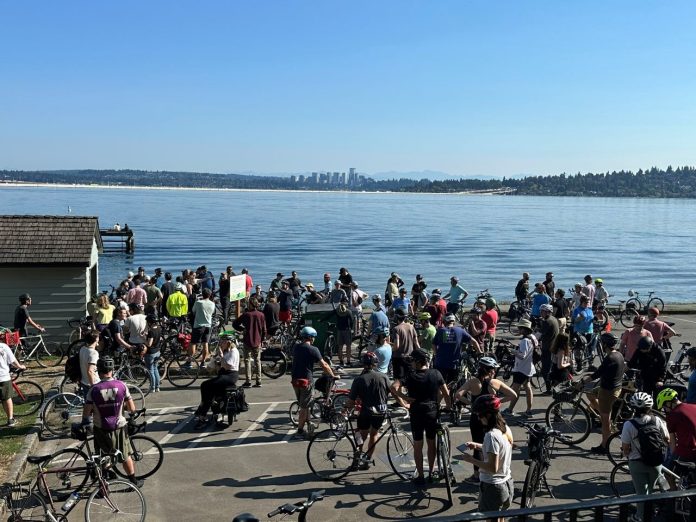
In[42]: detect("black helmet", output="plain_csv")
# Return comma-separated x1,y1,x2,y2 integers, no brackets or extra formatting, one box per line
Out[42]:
19,293,31,303
600,332,618,349
361,351,379,367
638,336,654,351
145,313,158,324
410,349,429,364
97,356,115,374
471,394,501,415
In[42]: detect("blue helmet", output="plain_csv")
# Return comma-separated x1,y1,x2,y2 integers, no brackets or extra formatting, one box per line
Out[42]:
300,326,318,338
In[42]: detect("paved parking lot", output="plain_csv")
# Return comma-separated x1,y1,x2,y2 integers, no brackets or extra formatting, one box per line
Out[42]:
31,313,696,521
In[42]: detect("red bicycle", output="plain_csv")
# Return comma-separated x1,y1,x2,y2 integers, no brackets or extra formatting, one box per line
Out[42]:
10,368,45,417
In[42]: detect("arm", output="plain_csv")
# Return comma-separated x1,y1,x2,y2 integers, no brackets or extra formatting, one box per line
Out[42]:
439,383,452,408
491,379,517,404
460,450,500,474
115,332,133,350
389,379,413,406
318,358,336,379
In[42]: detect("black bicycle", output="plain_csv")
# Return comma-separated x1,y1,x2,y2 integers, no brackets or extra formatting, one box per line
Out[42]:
232,490,325,522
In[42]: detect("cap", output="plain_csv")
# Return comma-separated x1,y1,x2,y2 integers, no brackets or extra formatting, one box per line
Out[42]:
276,272,284,277
305,283,314,289
444,313,456,323
540,304,553,313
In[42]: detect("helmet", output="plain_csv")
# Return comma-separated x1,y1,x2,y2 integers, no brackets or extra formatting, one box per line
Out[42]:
97,356,115,374
443,313,456,323
471,307,483,314
219,330,236,340
18,293,31,303
300,326,318,338
628,392,653,409
539,304,553,313
418,312,431,320
450,276,459,283
361,351,379,367
648,307,660,316
633,315,646,326
478,357,500,369
372,294,382,302
656,388,679,410
472,394,501,415
637,336,653,351
595,278,603,284
485,297,497,308
410,349,429,364
686,347,696,359
628,289,635,297
600,332,618,348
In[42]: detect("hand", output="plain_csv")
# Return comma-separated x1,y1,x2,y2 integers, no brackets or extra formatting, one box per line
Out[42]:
465,442,480,450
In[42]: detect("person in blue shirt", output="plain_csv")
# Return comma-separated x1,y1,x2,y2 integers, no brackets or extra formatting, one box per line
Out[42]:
443,276,469,315
531,283,552,318
686,347,696,404
373,327,393,375
571,295,594,335
433,314,479,383
391,288,412,315
370,295,390,337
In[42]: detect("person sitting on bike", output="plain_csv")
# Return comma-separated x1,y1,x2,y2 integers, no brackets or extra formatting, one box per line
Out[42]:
630,336,667,397
686,347,696,404
502,318,537,418
14,293,45,338
417,312,436,361
81,356,143,487
193,332,240,429
620,392,669,521
390,349,452,487
644,307,677,348
578,334,625,454
433,314,478,385
443,277,469,315
620,315,653,364
344,352,393,471
454,357,516,484
0,340,27,427
458,394,514,517
290,327,336,440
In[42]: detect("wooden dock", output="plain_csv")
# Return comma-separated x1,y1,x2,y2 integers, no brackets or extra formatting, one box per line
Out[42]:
100,228,135,253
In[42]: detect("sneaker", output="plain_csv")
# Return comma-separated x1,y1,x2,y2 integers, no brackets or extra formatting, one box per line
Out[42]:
253,382,262,388
590,445,608,455
413,476,426,487
358,459,371,471
521,410,533,418
242,381,252,388
7,418,17,427
194,418,208,430
293,430,307,440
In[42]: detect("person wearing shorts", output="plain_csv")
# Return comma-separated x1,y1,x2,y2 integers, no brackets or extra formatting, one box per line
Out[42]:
391,349,452,486
278,281,294,324
1,342,27,427
191,288,215,363
391,308,419,399
345,351,392,470
503,319,537,417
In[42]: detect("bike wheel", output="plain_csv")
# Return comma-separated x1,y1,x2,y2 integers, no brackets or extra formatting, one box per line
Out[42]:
37,448,90,500
67,339,87,358
85,479,146,521
620,308,638,328
112,435,164,480
261,352,288,379
42,392,83,437
5,484,47,521
306,429,356,481
128,385,146,411
520,460,541,508
647,297,665,313
166,356,200,388
288,401,300,427
117,364,150,390
544,399,592,444
387,429,417,480
331,393,350,412
436,431,453,506
530,363,544,391
609,462,633,497
13,380,44,417
323,335,336,362
606,431,626,466
35,340,64,368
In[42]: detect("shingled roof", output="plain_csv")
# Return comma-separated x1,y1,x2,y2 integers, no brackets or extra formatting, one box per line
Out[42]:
0,215,103,265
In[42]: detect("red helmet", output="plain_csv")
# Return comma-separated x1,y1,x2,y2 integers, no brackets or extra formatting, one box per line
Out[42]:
472,394,501,415
648,307,660,316
361,351,379,367
633,315,646,326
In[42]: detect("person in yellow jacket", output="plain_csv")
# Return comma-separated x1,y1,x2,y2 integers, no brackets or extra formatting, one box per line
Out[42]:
166,283,189,318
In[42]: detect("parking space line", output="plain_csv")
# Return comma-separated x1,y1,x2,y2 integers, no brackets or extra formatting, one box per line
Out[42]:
158,413,196,446
231,403,277,446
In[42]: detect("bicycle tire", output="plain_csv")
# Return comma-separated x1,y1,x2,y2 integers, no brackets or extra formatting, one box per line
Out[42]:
112,434,164,480
260,351,288,379
647,297,665,313
12,379,44,417
37,448,90,500
606,431,626,466
520,460,541,508
35,340,63,368
331,394,350,412
58,375,72,394
544,399,592,444
437,429,453,506
5,485,47,520
66,339,88,358
323,335,336,362
116,364,150,391
288,401,300,427
42,392,83,437
306,429,356,481
85,479,146,521
594,310,609,330
625,298,641,312
166,356,200,388
129,385,146,411
609,462,633,497
387,428,416,480
620,308,639,328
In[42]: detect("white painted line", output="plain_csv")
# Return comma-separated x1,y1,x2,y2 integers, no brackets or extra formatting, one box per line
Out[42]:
231,403,277,446
281,427,296,442
248,400,292,405
158,413,196,446
145,407,171,427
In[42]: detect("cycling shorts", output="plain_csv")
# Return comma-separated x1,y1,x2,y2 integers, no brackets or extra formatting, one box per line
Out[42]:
357,411,385,431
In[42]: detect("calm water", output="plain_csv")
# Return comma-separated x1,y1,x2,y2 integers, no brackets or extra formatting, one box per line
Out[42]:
2,185,694,303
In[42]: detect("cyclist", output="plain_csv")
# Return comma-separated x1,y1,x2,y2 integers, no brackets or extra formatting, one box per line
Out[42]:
644,307,677,348
458,395,514,518
530,283,551,321
443,276,469,315
593,278,608,310
329,281,348,305
571,295,594,357
620,315,653,363
687,347,696,403
433,314,478,385
454,357,516,484
79,330,101,394
482,298,499,353
549,333,574,386
277,281,294,325
14,293,45,337
552,289,569,331
391,288,412,315
390,349,452,487
384,272,402,307
423,294,444,327
1,339,27,427
539,304,560,393
515,272,530,302
502,318,537,417
81,356,143,487
331,301,354,367
629,336,666,397
290,327,336,439
344,352,392,471
373,327,392,375
193,332,240,429
304,283,324,305
338,267,353,293
144,313,162,393
620,392,669,521
657,388,696,465
165,282,189,323
417,312,436,361
581,274,596,306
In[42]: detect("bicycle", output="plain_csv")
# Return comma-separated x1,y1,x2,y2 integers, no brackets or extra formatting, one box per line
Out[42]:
306,408,415,481
434,409,455,506
8,367,45,417
11,330,64,368
668,341,693,375
232,490,325,522
0,449,146,521
68,316,96,345
288,376,352,428
518,422,571,508
619,290,666,327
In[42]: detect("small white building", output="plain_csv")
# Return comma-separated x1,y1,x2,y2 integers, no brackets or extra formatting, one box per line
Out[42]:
0,215,103,340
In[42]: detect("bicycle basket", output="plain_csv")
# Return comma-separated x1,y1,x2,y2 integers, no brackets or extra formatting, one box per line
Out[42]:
552,382,578,402
2,330,21,347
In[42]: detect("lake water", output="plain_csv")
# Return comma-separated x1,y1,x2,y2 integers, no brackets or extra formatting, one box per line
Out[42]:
1,185,694,303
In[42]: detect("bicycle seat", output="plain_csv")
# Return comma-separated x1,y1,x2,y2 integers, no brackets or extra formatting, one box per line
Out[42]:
27,455,54,465
673,460,696,472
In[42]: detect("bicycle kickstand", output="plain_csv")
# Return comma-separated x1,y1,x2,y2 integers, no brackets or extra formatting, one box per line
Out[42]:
543,476,556,499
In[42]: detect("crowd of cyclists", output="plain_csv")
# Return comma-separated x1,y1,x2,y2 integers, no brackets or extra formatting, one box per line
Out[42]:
2,265,696,519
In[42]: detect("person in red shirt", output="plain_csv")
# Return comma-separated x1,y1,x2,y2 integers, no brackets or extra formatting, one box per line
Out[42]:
241,268,253,298
657,388,696,464
482,299,499,352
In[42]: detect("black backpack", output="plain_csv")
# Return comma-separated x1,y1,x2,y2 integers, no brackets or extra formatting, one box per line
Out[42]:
64,353,82,383
630,416,667,466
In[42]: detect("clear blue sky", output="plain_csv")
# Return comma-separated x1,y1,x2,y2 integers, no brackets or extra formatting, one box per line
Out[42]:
1,1,695,177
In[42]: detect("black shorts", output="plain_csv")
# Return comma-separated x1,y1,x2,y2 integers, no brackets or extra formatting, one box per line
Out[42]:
512,371,530,385
392,358,412,381
191,326,211,344
357,411,385,431
409,403,438,442
436,367,459,384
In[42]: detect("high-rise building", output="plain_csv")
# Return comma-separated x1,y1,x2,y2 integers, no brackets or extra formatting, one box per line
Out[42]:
298,175,305,183
290,175,297,183
311,172,319,184
340,172,347,185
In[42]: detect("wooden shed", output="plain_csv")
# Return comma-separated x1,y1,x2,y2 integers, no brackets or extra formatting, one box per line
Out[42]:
0,215,103,340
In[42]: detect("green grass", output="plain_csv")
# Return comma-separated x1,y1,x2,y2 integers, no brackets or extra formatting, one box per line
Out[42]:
0,415,38,482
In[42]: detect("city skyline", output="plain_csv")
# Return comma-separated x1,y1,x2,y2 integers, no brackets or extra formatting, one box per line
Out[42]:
1,1,695,177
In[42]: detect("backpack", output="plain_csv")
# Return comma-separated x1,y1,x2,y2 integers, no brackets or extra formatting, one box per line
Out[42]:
528,335,542,364
630,416,667,466
64,353,82,383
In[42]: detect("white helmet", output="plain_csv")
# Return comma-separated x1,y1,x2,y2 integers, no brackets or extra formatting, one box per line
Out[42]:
628,392,653,409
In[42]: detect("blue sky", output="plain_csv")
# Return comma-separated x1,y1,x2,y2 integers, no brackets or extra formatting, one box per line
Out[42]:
1,1,695,177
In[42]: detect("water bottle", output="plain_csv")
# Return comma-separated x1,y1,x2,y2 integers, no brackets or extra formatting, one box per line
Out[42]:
61,491,80,512
355,432,363,446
